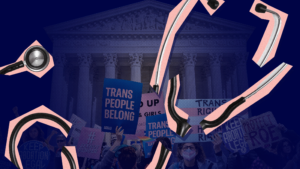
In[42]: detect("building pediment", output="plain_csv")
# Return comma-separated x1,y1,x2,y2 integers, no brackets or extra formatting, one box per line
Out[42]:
45,0,254,34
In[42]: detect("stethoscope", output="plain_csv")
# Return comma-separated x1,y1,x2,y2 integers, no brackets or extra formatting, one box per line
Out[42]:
200,62,289,131
255,3,282,68
0,45,50,75
152,0,220,94
6,111,78,169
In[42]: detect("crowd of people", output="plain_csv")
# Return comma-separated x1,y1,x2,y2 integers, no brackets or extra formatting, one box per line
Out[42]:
13,106,300,169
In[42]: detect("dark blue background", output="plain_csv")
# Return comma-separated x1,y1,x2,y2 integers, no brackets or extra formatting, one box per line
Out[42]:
0,0,299,164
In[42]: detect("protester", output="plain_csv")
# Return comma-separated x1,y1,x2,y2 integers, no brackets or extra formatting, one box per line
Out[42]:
168,133,226,169
94,126,124,169
118,146,138,169
284,142,300,169
143,137,172,169
252,124,300,169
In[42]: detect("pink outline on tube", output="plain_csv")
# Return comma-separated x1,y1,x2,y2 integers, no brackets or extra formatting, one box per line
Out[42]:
250,0,288,67
4,105,79,169
202,63,292,134
0,40,54,78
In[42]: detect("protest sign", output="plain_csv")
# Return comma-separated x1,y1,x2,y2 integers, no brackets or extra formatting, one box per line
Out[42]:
142,139,156,158
146,114,176,144
174,99,233,143
94,124,101,130
19,140,50,169
77,127,105,159
126,93,165,139
176,99,230,108
69,114,87,146
101,78,143,134
241,111,281,150
222,115,249,154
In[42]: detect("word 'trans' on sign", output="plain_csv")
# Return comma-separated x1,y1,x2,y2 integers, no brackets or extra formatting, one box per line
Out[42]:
77,127,105,159
241,111,281,150
101,78,143,134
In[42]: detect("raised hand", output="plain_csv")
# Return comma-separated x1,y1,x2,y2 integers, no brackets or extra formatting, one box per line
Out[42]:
211,133,222,153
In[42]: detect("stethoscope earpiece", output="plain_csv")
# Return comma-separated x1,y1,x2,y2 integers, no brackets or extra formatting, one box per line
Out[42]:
255,3,267,13
207,0,219,10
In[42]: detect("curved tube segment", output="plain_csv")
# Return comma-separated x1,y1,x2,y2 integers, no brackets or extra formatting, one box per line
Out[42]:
62,147,77,169
146,142,171,169
150,0,198,95
9,113,71,168
255,3,282,67
207,0,219,10
165,75,191,138
200,63,292,134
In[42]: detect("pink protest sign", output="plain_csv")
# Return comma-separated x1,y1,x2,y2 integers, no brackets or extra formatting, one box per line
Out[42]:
241,111,281,150
69,114,87,146
77,127,105,159
125,93,165,139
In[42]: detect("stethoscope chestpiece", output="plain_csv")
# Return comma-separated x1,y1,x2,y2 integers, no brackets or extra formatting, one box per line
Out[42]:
24,45,50,72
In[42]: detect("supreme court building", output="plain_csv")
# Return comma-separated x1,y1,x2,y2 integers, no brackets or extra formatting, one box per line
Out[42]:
45,0,254,134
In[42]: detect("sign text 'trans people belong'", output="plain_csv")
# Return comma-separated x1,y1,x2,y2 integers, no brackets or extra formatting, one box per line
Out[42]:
101,78,143,134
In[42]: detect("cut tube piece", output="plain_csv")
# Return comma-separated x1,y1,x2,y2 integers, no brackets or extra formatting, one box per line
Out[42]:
200,62,292,134
165,75,191,138
150,0,198,95
4,105,79,169
146,142,172,169
250,0,288,67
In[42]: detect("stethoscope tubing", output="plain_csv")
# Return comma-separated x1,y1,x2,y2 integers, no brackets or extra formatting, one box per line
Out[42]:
9,113,72,169
154,0,191,93
258,9,282,67
200,63,288,130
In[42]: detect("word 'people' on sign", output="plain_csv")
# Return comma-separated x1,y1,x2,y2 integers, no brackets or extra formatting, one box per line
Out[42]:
147,121,173,138
104,88,135,121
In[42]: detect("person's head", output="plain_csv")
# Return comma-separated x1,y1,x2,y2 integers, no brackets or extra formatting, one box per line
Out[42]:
24,124,45,142
150,137,172,160
177,142,206,163
111,134,117,146
118,147,137,169
277,138,293,156
56,134,66,148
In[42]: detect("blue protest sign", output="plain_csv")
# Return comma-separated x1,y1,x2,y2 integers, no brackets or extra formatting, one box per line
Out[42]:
19,140,50,169
222,115,250,154
101,78,143,134
146,114,176,144
142,139,156,158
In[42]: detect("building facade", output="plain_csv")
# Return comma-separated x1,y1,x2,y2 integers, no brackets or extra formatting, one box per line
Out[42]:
45,0,254,130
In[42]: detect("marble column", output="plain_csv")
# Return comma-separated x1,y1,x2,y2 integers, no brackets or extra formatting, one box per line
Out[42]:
231,67,239,97
225,67,233,98
235,52,249,93
104,53,118,79
209,53,223,98
179,66,186,99
204,65,213,99
182,53,197,99
129,53,143,82
50,53,68,118
76,54,92,127
103,53,118,146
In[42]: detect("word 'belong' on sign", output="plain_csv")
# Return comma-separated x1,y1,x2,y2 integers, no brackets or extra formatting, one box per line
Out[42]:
101,78,143,134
